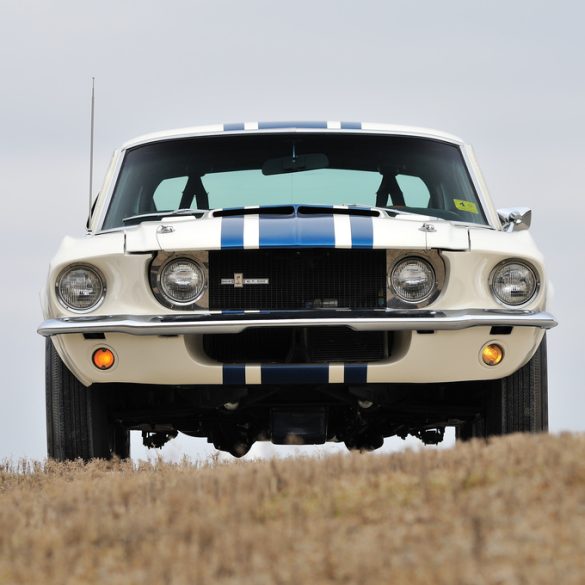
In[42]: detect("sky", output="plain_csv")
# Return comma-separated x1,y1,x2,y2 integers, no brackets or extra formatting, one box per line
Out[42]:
0,0,583,461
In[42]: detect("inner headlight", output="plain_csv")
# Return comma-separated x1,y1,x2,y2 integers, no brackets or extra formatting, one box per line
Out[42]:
490,260,538,306
159,258,205,305
390,257,436,303
56,265,105,311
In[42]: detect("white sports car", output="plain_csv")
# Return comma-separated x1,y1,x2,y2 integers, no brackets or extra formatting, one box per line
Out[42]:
39,121,557,459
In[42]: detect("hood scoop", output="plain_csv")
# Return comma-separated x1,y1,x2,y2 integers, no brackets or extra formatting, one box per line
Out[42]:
299,205,380,217
213,204,381,218
213,205,295,217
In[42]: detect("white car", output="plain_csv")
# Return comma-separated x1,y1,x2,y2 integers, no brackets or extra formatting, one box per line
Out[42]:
39,121,557,459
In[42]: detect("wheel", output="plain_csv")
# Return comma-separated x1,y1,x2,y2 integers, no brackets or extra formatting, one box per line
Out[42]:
457,335,548,439
45,339,130,460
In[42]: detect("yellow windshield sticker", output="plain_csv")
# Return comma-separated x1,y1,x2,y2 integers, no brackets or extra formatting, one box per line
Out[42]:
453,199,478,214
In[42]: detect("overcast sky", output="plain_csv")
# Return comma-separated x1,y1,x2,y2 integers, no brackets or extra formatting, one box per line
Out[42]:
1,0,583,461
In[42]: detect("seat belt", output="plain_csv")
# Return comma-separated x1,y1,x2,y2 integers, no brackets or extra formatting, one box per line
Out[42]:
376,175,405,207
179,175,209,210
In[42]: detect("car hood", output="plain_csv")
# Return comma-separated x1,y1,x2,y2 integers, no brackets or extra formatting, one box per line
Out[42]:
124,206,471,252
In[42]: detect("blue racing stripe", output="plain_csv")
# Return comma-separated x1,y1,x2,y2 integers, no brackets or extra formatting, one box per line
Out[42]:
261,364,329,385
344,364,368,384
298,215,335,247
223,364,246,385
349,215,374,248
340,121,362,129
223,122,245,131
220,215,245,248
258,121,328,129
259,216,295,247
259,215,335,247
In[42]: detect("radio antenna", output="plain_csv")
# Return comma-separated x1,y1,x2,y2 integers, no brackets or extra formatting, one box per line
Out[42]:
88,77,95,230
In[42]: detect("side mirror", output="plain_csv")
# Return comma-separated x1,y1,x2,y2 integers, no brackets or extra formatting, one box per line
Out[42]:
497,207,532,232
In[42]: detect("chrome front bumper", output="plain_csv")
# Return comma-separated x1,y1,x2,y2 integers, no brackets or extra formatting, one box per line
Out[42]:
38,309,557,337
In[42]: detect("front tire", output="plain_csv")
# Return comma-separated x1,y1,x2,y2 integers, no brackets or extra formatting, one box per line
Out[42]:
457,335,548,439
45,339,130,460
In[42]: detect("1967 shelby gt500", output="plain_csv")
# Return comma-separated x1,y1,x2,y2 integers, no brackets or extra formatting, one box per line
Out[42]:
39,121,557,459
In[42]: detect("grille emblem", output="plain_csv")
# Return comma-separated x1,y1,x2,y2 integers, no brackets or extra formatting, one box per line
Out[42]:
221,273,270,288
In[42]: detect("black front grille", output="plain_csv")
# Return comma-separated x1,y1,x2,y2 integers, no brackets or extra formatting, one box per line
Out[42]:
209,249,386,310
203,327,389,363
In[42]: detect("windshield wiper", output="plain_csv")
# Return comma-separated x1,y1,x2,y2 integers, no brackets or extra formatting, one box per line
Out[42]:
122,209,206,226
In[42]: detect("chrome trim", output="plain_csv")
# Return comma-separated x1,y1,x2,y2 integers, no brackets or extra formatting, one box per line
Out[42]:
419,223,436,232
386,250,445,308
149,251,209,310
497,207,532,232
55,264,107,313
389,256,437,305
38,309,557,337
488,259,540,308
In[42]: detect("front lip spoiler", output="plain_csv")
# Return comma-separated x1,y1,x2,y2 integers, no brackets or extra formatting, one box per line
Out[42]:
38,309,558,337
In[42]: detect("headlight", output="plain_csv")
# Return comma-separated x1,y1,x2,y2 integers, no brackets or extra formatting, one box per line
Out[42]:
56,265,105,312
390,257,436,303
159,258,205,305
490,260,538,306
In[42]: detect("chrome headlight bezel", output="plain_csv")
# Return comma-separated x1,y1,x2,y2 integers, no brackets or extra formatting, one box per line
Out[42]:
150,253,208,310
55,264,106,313
388,255,438,306
489,259,540,307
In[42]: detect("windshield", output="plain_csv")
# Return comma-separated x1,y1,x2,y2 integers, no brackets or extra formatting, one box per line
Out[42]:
103,133,486,229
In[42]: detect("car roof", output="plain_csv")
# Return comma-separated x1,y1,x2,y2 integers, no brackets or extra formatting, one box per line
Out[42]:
121,121,465,150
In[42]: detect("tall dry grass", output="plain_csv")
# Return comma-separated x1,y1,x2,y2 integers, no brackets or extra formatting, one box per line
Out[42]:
1,433,584,584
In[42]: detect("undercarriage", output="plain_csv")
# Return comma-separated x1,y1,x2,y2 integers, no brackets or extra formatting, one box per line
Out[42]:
103,381,491,457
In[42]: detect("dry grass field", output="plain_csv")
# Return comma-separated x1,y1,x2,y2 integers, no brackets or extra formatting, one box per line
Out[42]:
1,434,584,585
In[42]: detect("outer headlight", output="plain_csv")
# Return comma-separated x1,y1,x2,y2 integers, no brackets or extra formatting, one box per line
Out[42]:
390,257,436,303
490,260,538,306
56,265,105,312
159,258,206,305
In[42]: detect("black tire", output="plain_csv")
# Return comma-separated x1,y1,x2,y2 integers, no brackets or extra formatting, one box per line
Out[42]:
457,335,548,440
46,339,130,460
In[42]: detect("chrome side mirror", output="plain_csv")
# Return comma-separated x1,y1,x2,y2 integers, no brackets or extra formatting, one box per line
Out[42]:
497,207,532,232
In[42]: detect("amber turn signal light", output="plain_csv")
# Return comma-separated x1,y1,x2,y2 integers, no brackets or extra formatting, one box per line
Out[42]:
481,343,504,366
92,348,115,370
